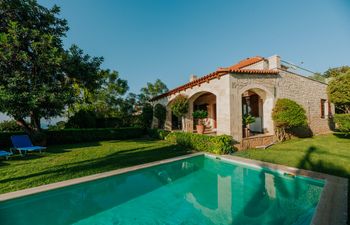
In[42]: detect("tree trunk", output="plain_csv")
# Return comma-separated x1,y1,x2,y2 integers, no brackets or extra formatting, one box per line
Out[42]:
30,111,41,131
16,118,32,134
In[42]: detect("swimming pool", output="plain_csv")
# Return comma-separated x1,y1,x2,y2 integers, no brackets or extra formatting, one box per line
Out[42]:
0,154,325,225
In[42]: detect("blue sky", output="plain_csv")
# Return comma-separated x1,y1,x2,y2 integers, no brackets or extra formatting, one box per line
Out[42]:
38,0,350,93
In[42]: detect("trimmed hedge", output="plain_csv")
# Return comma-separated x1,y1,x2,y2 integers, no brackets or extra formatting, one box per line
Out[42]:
334,114,350,134
0,127,146,148
165,132,234,154
148,129,170,140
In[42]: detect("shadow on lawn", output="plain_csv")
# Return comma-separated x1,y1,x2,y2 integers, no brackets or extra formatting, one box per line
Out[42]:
7,153,44,161
298,146,349,178
333,132,350,139
47,141,102,153
0,144,191,184
46,138,156,154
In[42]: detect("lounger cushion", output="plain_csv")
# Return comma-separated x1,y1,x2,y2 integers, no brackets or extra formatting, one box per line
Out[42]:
16,146,46,152
11,135,34,148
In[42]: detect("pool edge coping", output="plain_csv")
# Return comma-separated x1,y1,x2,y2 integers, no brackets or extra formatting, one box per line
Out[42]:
0,152,347,225
214,154,348,225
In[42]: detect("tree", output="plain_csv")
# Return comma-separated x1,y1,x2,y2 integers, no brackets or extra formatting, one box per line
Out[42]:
170,95,189,129
272,99,308,141
0,0,103,135
69,69,129,118
134,79,169,128
327,71,350,114
324,66,350,78
139,79,168,104
140,103,153,129
171,95,189,118
154,104,166,128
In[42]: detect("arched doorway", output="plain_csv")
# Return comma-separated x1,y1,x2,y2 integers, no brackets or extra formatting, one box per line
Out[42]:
171,112,182,130
241,88,273,137
191,92,217,133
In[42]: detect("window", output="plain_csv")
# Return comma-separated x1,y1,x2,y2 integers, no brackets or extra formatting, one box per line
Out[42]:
320,99,327,118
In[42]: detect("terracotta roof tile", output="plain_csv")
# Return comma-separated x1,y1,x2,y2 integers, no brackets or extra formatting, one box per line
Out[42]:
220,56,264,70
151,57,278,101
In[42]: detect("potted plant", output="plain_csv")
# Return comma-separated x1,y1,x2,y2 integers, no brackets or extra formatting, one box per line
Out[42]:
242,114,256,137
192,110,208,134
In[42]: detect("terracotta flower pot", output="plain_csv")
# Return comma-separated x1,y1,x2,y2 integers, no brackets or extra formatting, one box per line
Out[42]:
196,124,205,134
243,127,250,138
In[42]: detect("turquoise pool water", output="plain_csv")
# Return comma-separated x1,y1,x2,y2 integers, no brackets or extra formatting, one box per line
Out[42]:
0,155,324,225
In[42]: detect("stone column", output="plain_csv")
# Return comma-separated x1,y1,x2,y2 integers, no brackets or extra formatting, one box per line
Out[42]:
230,78,243,141
216,75,234,136
184,99,194,132
165,106,172,130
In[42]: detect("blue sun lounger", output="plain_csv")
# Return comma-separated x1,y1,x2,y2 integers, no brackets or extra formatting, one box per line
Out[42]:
11,135,46,156
0,150,12,160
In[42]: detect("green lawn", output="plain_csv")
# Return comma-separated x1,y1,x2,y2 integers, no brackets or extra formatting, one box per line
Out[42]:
0,138,191,194
234,133,350,178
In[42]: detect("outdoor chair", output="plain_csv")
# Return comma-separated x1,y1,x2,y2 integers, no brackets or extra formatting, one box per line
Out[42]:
11,135,46,156
0,150,12,160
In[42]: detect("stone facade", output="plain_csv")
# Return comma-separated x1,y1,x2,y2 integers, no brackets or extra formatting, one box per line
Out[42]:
277,71,333,134
151,55,334,144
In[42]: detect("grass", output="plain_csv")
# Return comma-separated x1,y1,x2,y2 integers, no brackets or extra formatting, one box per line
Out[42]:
234,133,350,178
0,138,191,194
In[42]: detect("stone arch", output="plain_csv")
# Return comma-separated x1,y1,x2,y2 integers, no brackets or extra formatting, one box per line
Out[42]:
239,85,274,137
188,91,217,133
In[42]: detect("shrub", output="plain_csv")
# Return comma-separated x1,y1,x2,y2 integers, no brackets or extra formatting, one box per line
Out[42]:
242,114,255,127
148,129,170,140
192,110,208,125
192,110,208,119
140,103,154,129
272,98,308,141
170,95,189,118
334,114,350,134
154,104,166,128
0,120,22,132
48,121,66,130
66,109,97,128
46,127,145,145
0,127,146,147
165,132,234,154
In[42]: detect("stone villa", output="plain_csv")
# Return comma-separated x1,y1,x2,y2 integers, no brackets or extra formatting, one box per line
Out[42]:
151,55,333,148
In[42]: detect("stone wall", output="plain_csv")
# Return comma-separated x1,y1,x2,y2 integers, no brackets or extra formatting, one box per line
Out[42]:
277,70,333,134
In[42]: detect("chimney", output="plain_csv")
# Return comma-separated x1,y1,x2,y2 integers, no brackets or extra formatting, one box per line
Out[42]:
189,74,198,82
267,55,281,70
